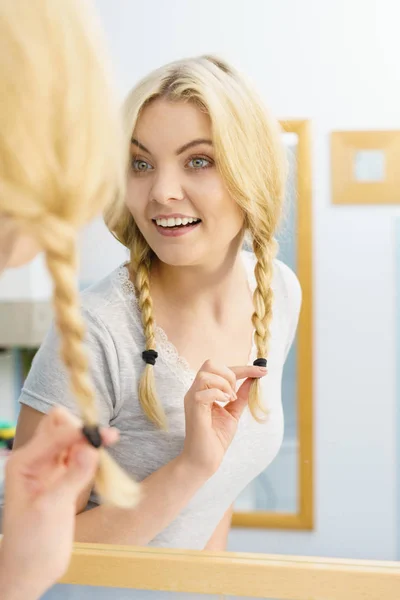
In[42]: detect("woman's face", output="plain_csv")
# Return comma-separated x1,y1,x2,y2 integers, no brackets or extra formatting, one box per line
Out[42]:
125,99,245,268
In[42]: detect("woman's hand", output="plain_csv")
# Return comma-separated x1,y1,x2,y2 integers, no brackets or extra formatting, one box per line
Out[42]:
181,360,267,477
0,406,118,600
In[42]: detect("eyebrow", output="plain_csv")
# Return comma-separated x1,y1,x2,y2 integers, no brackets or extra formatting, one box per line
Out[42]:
175,139,213,155
131,138,150,153
130,137,213,156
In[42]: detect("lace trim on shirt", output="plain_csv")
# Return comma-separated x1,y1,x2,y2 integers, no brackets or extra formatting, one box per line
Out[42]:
115,251,279,386
116,265,195,387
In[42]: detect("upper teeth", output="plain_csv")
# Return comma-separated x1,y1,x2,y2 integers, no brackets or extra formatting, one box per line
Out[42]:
155,217,200,227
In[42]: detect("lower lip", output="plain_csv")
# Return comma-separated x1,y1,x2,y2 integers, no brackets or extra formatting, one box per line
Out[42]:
153,222,201,237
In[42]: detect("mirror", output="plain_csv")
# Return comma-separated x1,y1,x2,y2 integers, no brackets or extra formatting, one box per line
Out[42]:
233,122,313,529
1,0,399,597
353,150,386,182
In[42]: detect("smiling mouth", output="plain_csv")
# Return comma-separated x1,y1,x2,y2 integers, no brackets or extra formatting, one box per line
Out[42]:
152,217,202,229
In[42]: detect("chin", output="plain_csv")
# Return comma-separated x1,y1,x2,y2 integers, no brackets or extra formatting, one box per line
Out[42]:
154,248,200,268
147,238,203,267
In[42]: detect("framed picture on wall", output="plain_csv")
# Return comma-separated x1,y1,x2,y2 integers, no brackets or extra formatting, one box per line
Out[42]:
331,130,400,204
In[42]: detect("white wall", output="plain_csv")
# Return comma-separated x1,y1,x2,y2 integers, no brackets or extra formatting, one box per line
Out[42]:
91,0,400,560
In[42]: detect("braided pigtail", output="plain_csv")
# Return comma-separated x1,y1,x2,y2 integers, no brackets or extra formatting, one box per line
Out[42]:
35,216,140,507
248,236,277,421
130,233,167,430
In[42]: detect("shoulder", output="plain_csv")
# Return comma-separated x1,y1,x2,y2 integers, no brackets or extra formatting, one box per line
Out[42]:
273,260,302,355
80,265,125,312
73,266,145,368
273,259,302,315
78,264,138,333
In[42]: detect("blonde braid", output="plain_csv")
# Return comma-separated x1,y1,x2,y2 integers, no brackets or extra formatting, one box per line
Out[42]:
248,235,277,421
130,234,167,430
31,215,140,508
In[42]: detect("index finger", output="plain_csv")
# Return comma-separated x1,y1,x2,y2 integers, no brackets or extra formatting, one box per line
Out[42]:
229,365,268,381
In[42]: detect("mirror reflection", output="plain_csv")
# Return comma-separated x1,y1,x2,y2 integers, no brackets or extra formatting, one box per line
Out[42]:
0,0,399,598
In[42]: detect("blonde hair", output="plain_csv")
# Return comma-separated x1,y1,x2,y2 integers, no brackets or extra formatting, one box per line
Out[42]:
106,55,287,428
0,0,139,507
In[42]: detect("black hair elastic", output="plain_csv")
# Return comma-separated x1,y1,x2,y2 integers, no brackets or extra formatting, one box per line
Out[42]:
82,424,102,449
142,349,158,366
253,358,267,368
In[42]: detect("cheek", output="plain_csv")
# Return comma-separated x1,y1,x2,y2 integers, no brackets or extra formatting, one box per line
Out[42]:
189,175,236,216
228,196,245,221
125,180,148,221
205,181,244,228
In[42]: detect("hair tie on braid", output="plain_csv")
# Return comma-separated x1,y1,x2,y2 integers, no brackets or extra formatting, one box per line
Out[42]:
142,349,158,366
253,358,267,368
82,424,102,449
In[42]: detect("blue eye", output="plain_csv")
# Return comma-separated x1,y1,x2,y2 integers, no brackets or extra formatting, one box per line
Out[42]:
187,157,211,169
132,159,153,172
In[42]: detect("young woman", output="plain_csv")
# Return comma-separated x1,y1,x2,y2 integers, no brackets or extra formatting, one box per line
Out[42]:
15,55,301,551
0,0,139,598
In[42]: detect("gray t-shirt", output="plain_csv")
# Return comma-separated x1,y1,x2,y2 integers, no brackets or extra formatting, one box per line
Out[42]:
19,251,301,550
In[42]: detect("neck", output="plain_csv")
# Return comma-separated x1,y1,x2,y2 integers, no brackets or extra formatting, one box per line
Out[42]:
150,243,249,322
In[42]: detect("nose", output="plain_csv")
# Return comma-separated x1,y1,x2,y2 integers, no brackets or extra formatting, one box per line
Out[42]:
149,165,184,205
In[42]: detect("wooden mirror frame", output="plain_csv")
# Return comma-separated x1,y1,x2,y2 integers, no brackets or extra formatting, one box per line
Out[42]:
232,120,313,530
62,544,400,599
